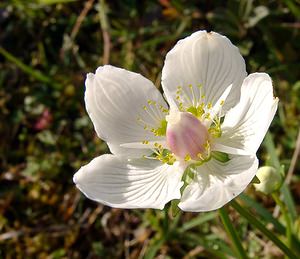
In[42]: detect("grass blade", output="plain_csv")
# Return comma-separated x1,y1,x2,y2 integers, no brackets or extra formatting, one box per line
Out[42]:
219,207,248,259
231,200,298,259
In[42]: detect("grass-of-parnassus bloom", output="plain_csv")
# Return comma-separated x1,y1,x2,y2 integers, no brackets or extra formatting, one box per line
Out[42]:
73,30,278,212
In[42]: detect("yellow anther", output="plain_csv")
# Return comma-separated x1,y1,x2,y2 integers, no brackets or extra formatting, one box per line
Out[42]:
205,113,211,119
207,102,212,109
184,154,191,161
206,142,211,152
142,140,149,144
204,141,210,149
197,153,204,160
143,105,147,110
220,100,224,106
201,94,205,99
188,84,192,88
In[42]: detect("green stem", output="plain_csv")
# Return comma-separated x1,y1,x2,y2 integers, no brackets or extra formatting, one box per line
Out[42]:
163,207,169,234
219,207,248,259
231,200,298,259
272,192,293,250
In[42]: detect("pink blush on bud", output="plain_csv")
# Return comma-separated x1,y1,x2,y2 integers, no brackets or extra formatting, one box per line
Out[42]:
166,112,209,160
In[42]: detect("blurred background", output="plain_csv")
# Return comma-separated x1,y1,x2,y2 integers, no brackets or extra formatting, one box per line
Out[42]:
0,0,299,258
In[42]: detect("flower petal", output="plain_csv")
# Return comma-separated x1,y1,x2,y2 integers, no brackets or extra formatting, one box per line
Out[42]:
215,73,278,155
178,155,258,212
162,30,246,112
203,84,232,128
85,65,169,157
73,155,184,209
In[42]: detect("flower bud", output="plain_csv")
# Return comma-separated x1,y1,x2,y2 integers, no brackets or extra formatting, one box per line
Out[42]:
166,111,209,160
254,166,283,194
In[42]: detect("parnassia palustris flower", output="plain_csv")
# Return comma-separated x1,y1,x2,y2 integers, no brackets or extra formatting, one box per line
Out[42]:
73,31,278,212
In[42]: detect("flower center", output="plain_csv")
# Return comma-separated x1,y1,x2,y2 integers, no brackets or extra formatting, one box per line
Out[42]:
137,83,228,164
166,111,209,161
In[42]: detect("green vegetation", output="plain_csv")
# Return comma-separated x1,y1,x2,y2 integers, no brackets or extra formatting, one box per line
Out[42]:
0,0,299,258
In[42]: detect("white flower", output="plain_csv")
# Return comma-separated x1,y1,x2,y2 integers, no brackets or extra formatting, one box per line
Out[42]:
73,30,278,212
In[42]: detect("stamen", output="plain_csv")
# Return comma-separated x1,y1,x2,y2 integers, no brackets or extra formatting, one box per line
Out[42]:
177,85,194,107
184,154,191,161
137,116,158,129
197,84,203,101
138,99,170,137
147,100,166,120
204,113,211,120
188,84,197,106
158,104,168,113
146,142,176,164
197,153,205,160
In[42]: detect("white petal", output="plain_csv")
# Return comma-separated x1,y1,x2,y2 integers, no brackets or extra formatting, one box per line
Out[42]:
85,65,168,157
203,84,232,128
73,155,184,209
215,73,278,155
120,140,167,149
162,30,246,112
212,143,248,155
178,155,258,212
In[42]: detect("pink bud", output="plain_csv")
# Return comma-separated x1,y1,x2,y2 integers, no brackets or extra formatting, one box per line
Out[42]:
166,112,209,160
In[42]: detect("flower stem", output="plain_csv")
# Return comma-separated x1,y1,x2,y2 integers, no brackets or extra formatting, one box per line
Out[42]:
219,207,248,259
231,200,298,259
272,192,293,250
163,207,169,234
